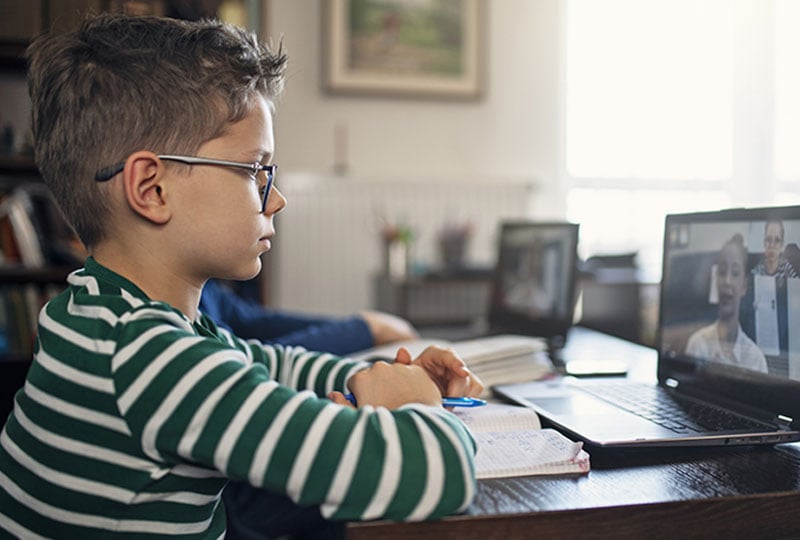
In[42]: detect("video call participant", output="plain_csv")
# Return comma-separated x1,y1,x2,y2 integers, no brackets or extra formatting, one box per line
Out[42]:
686,233,768,373
752,219,798,284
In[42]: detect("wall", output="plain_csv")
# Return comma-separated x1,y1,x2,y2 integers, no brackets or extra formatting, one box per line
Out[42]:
266,0,562,215
0,1,566,314
265,1,565,313
0,1,563,202
271,174,535,315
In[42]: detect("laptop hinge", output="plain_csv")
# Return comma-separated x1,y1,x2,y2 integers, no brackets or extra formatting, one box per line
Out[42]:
776,414,793,430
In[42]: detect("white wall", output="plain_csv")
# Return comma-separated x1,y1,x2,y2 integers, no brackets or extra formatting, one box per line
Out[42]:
265,1,566,312
266,0,563,215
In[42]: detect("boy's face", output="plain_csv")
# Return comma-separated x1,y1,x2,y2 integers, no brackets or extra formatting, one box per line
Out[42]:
170,94,286,283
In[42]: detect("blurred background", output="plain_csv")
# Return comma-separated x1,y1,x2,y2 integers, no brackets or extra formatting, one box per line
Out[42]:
2,0,800,349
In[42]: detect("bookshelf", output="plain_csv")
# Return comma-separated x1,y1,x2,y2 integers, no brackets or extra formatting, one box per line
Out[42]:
0,155,80,349
0,266,72,283
0,152,77,429
0,25,48,419
0,162,76,422
0,41,27,71
0,156,38,175
0,1,274,420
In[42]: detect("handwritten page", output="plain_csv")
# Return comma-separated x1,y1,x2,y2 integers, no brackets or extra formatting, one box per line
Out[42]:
455,402,590,478
472,429,590,479
455,402,541,432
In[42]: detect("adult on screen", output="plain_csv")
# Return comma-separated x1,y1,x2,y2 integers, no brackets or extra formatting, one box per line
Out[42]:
686,233,768,373
752,220,798,285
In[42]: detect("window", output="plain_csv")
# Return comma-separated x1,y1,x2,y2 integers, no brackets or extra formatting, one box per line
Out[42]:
564,0,800,277
774,0,800,184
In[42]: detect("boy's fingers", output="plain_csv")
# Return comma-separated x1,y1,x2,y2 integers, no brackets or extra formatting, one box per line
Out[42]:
394,347,413,365
328,391,356,408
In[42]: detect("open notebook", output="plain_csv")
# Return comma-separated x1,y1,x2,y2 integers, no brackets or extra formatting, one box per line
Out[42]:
454,402,589,478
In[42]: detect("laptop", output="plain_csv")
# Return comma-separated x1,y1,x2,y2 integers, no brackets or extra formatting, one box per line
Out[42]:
495,205,800,447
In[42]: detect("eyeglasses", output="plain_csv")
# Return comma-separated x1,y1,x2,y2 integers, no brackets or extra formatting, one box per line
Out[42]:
94,155,277,212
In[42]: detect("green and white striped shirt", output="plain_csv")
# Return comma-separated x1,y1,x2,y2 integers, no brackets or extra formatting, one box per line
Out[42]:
0,258,476,538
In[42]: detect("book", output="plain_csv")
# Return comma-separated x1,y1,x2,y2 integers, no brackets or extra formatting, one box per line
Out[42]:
350,334,555,397
455,402,590,479
0,188,45,267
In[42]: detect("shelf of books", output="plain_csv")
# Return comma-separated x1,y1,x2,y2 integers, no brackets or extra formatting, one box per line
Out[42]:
0,277,68,360
0,156,37,174
0,178,82,363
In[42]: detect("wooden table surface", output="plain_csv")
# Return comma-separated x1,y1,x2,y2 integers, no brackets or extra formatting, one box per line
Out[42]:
347,441,800,540
347,330,800,540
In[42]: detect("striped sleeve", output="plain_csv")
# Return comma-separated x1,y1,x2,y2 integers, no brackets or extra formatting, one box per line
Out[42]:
113,307,477,521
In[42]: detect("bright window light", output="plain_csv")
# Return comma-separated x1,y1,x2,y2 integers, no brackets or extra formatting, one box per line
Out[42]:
564,0,800,276
774,0,800,181
567,188,729,279
566,0,733,180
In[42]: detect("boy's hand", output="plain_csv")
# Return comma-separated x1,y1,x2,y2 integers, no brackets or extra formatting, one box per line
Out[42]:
396,346,484,398
334,360,442,409
328,391,356,408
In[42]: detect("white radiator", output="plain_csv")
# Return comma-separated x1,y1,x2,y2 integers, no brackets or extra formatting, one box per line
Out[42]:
269,174,536,316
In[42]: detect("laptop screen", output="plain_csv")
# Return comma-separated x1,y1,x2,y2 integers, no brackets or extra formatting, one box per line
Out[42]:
487,222,579,339
659,206,800,422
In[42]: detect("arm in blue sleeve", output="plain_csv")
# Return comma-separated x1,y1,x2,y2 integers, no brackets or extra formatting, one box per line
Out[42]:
200,279,375,355
268,318,374,355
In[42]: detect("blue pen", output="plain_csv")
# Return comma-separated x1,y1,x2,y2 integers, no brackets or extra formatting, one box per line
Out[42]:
343,393,486,408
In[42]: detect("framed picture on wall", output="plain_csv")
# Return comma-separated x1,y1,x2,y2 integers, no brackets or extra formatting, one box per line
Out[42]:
214,0,264,35
323,0,485,100
109,1,263,34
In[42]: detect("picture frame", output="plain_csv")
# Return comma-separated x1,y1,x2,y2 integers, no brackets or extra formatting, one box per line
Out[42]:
215,0,264,35
107,1,262,34
323,0,484,100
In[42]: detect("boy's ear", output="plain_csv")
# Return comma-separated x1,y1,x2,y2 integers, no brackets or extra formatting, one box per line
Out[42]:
122,151,172,224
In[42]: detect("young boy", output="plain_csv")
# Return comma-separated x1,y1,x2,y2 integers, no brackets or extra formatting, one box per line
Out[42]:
0,13,482,539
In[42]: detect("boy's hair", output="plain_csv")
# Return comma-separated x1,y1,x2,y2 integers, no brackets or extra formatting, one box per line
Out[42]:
26,13,288,248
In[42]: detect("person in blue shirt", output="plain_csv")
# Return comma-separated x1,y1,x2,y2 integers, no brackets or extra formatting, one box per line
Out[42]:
201,279,422,539
200,279,419,355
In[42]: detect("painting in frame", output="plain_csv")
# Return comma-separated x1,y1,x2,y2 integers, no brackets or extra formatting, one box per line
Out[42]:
324,0,484,100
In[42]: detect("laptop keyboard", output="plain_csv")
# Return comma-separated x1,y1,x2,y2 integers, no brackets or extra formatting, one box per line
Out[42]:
579,383,769,434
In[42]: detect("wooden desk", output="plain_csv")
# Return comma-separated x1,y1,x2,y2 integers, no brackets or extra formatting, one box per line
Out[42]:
348,439,800,540
346,333,800,540
348,444,800,539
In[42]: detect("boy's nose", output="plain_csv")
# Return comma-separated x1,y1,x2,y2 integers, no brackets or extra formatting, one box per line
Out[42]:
264,185,287,215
